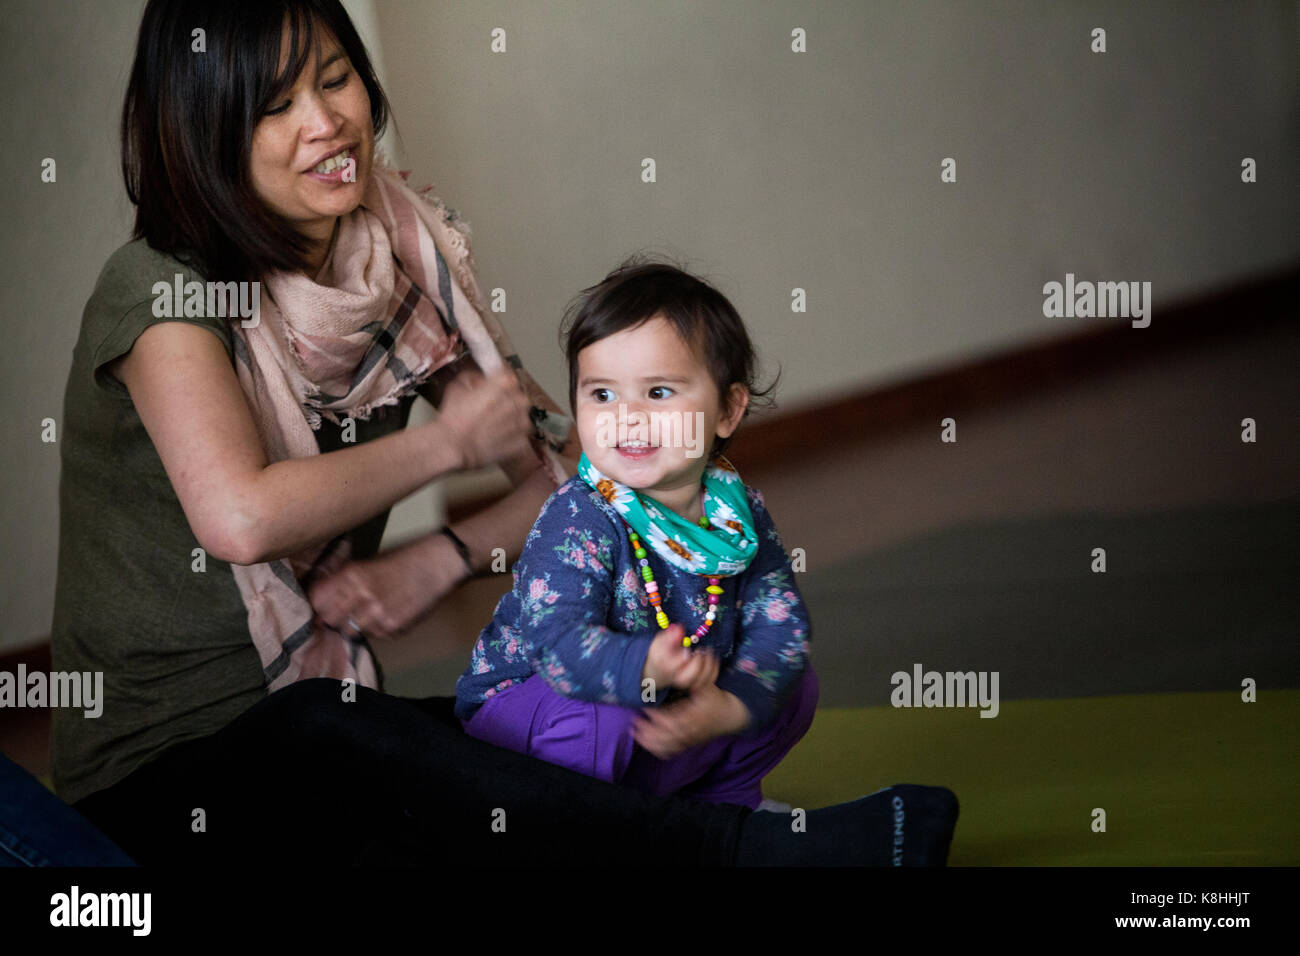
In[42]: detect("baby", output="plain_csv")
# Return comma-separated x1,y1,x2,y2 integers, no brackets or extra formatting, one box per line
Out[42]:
454,257,818,810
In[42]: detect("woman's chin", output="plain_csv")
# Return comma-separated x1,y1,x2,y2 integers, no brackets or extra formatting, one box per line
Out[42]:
300,173,366,210
307,193,364,219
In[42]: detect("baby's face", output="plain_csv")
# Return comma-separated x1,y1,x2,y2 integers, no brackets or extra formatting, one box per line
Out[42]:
575,314,744,514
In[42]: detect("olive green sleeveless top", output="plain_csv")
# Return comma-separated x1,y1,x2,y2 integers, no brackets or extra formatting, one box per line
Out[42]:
51,239,414,805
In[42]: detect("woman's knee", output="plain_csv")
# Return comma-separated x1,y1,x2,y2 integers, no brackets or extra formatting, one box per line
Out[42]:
226,678,412,757
251,677,348,717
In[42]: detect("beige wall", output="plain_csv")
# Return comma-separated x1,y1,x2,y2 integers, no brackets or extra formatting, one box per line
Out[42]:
3,0,1298,650
371,0,1300,404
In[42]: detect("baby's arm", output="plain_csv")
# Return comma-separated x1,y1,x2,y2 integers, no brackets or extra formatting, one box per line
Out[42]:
715,487,813,735
512,485,656,707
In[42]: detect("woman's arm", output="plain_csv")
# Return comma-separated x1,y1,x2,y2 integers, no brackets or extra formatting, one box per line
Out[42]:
413,363,580,577
306,449,567,640
110,321,533,565
449,417,581,569
418,362,580,492
305,365,581,640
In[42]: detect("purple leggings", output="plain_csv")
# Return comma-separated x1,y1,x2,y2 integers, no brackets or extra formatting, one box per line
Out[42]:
461,663,819,810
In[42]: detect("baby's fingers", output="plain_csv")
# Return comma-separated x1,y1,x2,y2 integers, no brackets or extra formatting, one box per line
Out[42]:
661,644,697,687
676,649,719,690
690,650,721,689
634,710,689,760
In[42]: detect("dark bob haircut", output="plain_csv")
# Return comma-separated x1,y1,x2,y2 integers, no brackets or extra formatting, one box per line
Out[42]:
121,0,393,282
559,255,779,459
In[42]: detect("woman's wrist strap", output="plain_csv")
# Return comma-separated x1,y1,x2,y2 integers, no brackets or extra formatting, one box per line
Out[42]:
439,526,474,578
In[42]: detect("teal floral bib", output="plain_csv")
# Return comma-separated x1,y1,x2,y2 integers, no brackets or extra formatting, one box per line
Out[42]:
576,452,758,576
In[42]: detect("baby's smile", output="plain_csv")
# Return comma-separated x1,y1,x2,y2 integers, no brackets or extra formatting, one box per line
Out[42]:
616,440,659,462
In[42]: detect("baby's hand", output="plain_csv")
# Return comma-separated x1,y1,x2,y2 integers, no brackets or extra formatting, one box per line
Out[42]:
641,624,720,698
634,683,752,759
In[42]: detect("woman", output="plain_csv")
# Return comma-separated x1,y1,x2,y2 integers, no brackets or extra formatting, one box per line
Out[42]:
51,0,955,867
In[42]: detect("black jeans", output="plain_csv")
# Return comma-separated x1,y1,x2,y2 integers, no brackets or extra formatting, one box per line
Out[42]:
74,679,750,866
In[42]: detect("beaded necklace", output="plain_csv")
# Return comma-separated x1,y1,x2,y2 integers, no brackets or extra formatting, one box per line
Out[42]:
622,488,724,648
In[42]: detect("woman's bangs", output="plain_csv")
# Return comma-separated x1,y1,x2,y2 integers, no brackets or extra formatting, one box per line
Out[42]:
256,3,324,113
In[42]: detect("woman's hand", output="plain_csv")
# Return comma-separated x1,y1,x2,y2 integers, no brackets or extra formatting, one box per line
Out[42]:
633,683,752,760
307,531,467,641
438,366,534,472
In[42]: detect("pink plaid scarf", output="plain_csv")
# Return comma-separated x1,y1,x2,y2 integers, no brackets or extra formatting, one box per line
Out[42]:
229,158,571,692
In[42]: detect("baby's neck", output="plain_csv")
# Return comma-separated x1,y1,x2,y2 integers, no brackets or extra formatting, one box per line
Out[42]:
640,483,705,524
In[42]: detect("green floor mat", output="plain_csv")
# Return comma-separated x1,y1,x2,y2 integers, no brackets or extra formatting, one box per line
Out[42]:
762,690,1300,865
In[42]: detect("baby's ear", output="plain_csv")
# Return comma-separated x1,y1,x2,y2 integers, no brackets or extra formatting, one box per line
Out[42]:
720,383,751,435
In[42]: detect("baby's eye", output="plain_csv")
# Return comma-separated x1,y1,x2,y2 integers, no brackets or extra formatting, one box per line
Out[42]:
648,386,675,400
591,388,615,403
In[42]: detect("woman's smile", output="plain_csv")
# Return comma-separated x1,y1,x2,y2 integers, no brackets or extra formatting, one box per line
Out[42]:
303,143,358,180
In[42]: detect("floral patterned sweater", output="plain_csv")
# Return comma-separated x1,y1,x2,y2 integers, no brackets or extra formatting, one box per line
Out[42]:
454,475,812,735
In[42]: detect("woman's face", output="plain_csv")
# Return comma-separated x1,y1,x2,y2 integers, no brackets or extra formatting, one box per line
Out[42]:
249,26,374,254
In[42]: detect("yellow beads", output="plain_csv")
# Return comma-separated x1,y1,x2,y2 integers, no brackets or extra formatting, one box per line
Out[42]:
628,521,722,648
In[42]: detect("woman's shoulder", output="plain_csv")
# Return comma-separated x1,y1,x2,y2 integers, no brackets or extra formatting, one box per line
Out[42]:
90,237,205,312
80,238,235,370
